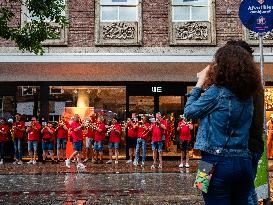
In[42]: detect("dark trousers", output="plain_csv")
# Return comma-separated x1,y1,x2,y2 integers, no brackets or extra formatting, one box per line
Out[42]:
202,153,254,205
0,142,5,160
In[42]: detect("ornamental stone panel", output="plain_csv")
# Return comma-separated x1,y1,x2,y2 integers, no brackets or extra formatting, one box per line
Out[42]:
95,0,142,46
245,29,273,45
169,0,216,46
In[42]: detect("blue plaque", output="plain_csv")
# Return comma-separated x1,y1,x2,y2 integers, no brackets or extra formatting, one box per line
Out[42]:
239,0,273,33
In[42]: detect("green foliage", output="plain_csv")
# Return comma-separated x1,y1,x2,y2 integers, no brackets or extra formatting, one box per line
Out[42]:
0,0,68,55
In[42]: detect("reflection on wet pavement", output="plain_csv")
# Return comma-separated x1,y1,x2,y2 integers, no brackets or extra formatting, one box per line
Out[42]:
0,160,203,205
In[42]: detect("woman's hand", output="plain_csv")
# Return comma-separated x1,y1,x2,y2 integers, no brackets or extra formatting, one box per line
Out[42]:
196,65,210,88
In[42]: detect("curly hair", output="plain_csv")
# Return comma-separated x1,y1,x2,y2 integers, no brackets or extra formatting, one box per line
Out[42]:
203,45,262,100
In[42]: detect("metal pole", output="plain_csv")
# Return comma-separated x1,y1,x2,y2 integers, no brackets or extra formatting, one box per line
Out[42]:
259,32,271,205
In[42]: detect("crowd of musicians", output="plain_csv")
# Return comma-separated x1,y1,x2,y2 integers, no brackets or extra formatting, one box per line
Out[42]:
0,112,194,169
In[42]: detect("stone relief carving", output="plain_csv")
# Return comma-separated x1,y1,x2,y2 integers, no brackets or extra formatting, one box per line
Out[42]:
102,22,136,40
248,30,273,40
175,22,209,40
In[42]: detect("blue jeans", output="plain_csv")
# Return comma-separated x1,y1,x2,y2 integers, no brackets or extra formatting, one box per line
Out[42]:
28,141,38,152
248,152,262,205
135,138,147,163
201,153,254,205
93,141,104,151
57,138,67,150
14,138,22,160
0,142,5,160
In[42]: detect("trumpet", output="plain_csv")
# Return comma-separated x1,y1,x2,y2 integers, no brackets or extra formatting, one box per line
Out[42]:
141,124,153,137
106,124,115,136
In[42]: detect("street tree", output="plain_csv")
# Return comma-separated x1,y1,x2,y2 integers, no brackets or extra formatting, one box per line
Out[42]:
0,0,68,55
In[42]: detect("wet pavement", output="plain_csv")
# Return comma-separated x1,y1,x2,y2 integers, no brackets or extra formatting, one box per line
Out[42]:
0,160,272,204
0,160,203,205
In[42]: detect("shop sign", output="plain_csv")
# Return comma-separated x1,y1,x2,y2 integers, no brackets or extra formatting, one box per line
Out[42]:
152,87,162,93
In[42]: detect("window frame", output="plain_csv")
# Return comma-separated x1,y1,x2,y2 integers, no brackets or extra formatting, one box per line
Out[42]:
172,0,209,22
100,1,139,22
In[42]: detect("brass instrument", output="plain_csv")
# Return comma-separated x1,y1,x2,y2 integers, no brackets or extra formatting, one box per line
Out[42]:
141,124,153,137
106,124,115,136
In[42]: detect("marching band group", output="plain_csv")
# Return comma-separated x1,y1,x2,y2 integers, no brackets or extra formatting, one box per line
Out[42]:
0,111,194,169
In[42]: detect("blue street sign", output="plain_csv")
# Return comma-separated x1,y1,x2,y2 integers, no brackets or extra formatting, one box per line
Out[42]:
239,0,273,33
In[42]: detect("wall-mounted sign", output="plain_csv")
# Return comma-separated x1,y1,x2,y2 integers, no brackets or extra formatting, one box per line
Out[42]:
239,0,273,33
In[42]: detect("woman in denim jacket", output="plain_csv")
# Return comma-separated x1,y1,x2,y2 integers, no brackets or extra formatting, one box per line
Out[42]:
184,45,262,205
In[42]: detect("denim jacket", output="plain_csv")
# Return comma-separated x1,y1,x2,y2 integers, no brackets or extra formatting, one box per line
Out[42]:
184,85,253,158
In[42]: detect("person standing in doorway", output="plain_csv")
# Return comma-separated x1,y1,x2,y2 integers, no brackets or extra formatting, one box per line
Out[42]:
125,113,138,164
177,115,193,168
93,115,106,164
65,114,85,169
0,118,10,165
150,112,166,169
134,115,150,167
12,113,25,165
56,116,69,162
106,117,122,164
41,122,55,164
26,117,41,165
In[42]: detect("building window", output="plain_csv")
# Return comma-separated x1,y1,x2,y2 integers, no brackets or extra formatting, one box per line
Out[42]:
95,0,142,46
172,0,208,21
169,0,216,45
100,0,138,22
21,0,68,45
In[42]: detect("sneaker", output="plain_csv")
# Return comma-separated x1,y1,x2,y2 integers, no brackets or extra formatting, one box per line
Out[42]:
91,158,96,163
13,159,19,165
158,164,162,169
151,164,156,169
65,159,71,168
179,163,184,168
0,159,3,165
17,160,23,165
83,158,89,163
115,160,119,164
27,160,33,164
126,160,132,164
106,160,113,164
133,161,138,166
32,160,37,165
185,163,190,168
141,162,145,167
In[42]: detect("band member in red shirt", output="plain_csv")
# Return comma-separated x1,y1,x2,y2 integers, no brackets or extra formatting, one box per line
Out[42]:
125,113,138,164
0,118,10,165
65,114,85,169
150,112,166,169
11,113,25,165
56,116,69,162
83,113,97,163
41,122,55,163
26,117,41,165
177,115,193,168
106,117,122,164
133,115,150,167
93,115,106,164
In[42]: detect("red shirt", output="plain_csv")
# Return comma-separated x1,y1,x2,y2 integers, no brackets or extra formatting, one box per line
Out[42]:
0,124,9,142
137,122,150,139
160,119,167,135
42,127,55,142
109,123,122,143
13,121,25,139
56,121,69,139
86,121,97,138
28,122,42,141
151,123,163,142
127,121,138,138
94,122,106,141
70,121,83,142
178,121,192,141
